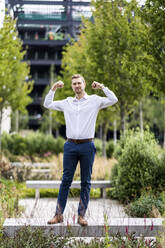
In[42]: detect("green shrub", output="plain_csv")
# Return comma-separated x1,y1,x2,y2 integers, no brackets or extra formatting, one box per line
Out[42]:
109,163,120,199
155,149,165,191
28,133,64,155
161,149,165,164
113,130,140,160
111,129,160,202
125,193,165,217
11,134,27,155
0,226,69,248
94,138,102,156
112,131,132,159
106,140,115,158
53,136,65,154
113,143,122,159
1,132,11,151
2,132,65,156
2,132,27,155
26,132,51,155
110,163,119,183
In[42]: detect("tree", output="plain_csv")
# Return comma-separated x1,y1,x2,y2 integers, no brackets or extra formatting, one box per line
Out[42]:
0,15,33,149
11,110,29,132
84,0,155,134
141,0,165,147
60,0,154,154
41,79,65,136
127,96,165,146
141,0,165,95
61,35,119,156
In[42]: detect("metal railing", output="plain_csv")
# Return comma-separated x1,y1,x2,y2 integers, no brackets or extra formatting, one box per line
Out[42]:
17,11,92,21
18,12,67,21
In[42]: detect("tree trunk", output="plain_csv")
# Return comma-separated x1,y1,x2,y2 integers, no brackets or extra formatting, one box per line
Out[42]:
0,110,2,152
49,110,52,135
56,128,59,138
120,104,125,135
139,101,143,134
99,125,103,140
113,119,117,145
102,125,107,157
163,127,165,149
163,110,165,148
15,110,19,133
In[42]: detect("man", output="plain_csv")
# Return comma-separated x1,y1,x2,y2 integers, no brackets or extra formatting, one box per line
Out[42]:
43,74,118,226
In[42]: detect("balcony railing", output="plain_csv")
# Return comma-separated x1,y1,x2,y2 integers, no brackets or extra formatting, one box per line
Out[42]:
25,59,61,66
11,1,90,6
17,11,92,22
29,114,42,121
18,12,67,21
34,79,50,85
23,39,68,46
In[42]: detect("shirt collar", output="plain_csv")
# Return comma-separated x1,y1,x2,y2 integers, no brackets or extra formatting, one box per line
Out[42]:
73,93,89,101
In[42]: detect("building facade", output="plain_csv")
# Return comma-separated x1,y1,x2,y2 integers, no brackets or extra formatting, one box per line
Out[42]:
6,0,91,129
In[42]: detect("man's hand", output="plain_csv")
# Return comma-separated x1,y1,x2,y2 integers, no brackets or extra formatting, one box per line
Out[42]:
92,81,104,89
51,81,64,91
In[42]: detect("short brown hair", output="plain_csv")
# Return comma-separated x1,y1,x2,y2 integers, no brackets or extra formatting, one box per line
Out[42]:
71,74,85,83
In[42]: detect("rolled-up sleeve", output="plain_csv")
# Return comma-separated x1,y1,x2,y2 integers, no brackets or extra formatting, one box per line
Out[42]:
99,87,118,109
43,90,65,111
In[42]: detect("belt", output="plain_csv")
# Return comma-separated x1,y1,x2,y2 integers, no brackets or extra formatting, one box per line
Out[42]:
67,138,93,144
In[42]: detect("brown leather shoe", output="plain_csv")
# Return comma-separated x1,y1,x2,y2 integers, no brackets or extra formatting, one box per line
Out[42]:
77,216,88,226
47,215,63,225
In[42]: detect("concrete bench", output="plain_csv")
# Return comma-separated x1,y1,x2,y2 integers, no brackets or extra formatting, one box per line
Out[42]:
26,180,112,199
3,217,164,237
11,163,52,179
31,169,51,179
11,162,54,168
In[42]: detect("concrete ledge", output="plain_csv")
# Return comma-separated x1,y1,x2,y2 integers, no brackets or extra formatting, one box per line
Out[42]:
3,218,164,237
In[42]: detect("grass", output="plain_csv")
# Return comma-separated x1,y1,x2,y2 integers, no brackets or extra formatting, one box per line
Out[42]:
27,153,117,181
7,153,117,181
0,178,23,229
15,181,103,198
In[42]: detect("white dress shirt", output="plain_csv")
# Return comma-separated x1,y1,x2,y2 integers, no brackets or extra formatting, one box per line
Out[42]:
43,87,118,139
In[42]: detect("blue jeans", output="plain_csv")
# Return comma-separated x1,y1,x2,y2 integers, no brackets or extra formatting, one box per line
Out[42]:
55,140,96,217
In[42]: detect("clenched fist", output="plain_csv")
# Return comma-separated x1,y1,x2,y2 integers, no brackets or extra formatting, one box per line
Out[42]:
91,81,104,89
51,81,64,91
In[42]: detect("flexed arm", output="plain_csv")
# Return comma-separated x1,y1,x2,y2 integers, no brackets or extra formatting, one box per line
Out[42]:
92,81,118,109
43,81,65,111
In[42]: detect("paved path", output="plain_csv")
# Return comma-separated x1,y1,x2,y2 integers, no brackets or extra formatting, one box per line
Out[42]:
19,198,128,224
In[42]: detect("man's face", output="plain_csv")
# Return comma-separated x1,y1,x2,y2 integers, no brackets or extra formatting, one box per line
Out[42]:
71,77,86,95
